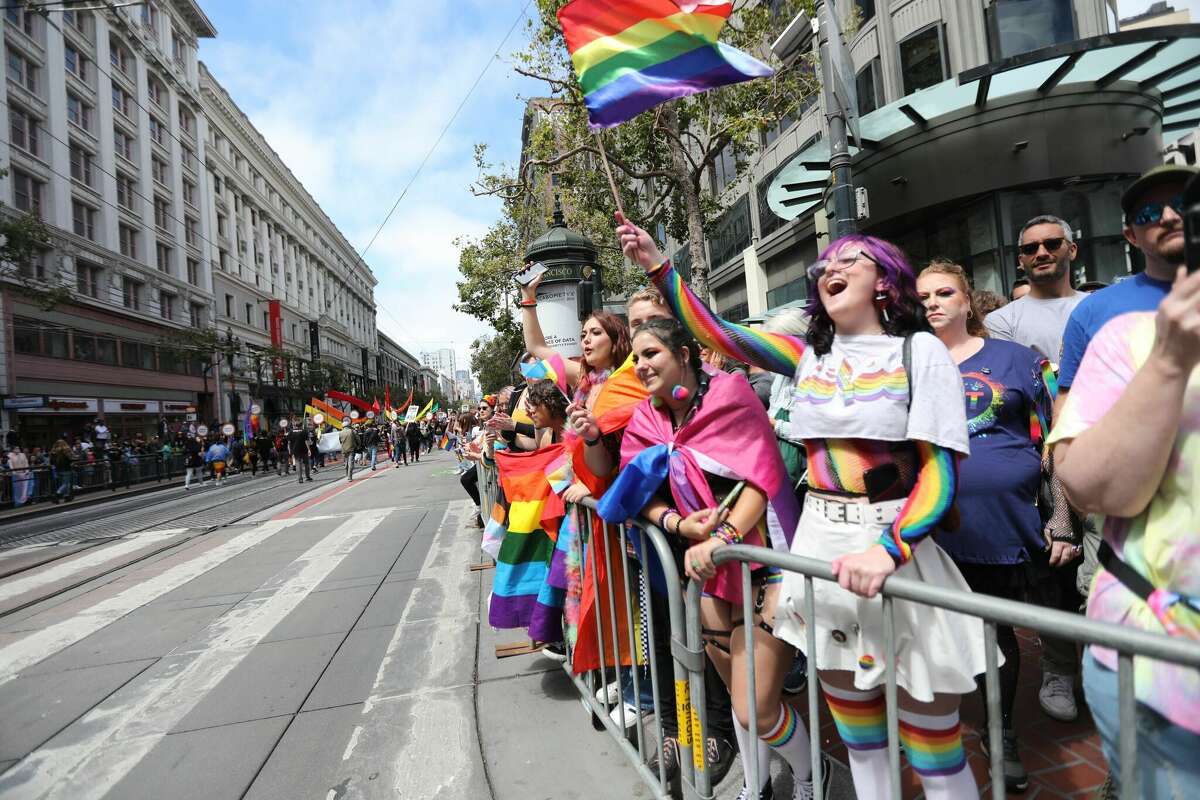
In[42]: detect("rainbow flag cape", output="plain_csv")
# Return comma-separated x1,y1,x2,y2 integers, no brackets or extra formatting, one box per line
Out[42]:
590,353,648,435
490,445,568,643
520,353,569,396
558,0,773,130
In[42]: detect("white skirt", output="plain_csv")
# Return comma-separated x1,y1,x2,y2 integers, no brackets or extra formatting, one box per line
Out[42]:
773,495,997,703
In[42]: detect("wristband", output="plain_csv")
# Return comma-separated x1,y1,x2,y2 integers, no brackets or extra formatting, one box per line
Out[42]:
672,513,683,537
519,299,538,308
710,521,742,545
649,258,669,276
583,434,601,447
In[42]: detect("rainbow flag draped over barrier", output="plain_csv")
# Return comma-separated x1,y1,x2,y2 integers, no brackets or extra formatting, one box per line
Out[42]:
490,445,568,643
557,0,773,130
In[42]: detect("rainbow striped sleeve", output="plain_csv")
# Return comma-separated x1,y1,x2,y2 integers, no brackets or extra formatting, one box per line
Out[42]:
650,260,805,376
878,441,958,566
1030,358,1057,445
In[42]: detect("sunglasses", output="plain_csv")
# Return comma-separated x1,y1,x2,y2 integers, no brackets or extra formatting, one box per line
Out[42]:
807,250,878,281
1018,237,1067,257
1131,196,1183,226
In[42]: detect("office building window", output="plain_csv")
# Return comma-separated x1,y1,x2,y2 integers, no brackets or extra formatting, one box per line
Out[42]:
6,7,36,36
12,169,42,217
112,85,133,118
159,290,174,321
114,126,135,162
151,156,168,186
72,200,97,240
899,25,948,95
118,223,137,258
189,303,204,328
122,276,142,310
182,179,196,208
184,216,198,247
856,58,883,115
224,293,233,318
149,115,167,146
986,0,1077,61
76,262,102,298
186,258,198,285
66,93,93,131
244,302,252,324
64,43,87,81
63,8,91,39
7,48,38,92
154,196,171,231
178,106,195,138
156,242,172,273
851,0,875,24
109,36,132,76
147,76,165,109
10,106,39,156
69,143,94,186
116,172,137,211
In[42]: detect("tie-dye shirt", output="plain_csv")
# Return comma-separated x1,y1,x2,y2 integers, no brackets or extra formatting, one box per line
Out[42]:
1047,311,1200,734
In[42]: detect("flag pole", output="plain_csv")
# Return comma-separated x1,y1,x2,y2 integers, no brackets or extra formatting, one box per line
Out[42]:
593,131,624,217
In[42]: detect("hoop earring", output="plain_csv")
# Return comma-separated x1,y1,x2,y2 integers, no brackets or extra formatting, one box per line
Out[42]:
967,309,974,319
874,290,891,323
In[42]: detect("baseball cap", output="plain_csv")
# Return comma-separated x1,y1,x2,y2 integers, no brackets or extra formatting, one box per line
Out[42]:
1121,163,1199,217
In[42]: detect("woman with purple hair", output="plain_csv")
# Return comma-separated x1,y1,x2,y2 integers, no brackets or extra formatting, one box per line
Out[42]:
615,212,987,800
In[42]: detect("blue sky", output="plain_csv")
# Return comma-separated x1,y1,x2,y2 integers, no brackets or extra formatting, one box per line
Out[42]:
198,0,542,371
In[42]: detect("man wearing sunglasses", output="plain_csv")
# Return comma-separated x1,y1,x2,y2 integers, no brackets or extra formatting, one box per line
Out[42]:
1058,164,1198,395
985,214,1086,362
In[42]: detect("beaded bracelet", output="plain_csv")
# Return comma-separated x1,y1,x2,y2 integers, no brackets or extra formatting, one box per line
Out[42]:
658,507,679,533
710,521,742,545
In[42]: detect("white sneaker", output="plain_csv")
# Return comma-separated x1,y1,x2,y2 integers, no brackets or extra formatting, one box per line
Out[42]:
594,682,621,706
1039,671,1078,721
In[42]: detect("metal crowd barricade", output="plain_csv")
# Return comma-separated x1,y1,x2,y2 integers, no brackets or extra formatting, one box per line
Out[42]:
679,544,1200,800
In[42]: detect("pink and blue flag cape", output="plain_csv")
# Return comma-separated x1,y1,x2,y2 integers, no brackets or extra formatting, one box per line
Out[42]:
597,369,798,602
557,0,774,130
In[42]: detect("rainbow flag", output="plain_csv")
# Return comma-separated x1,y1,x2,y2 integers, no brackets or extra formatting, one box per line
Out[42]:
304,405,343,430
490,445,568,643
310,397,348,424
558,0,773,130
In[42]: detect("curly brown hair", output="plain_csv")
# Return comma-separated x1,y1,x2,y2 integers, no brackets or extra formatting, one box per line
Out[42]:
526,379,568,424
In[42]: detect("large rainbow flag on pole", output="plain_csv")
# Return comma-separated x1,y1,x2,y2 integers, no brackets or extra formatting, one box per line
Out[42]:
557,0,773,130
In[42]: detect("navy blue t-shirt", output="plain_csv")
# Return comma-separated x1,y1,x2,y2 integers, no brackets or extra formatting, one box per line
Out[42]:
935,338,1050,565
1058,272,1171,389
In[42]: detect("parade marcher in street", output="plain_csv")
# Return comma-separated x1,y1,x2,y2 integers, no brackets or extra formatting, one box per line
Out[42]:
288,422,313,484
918,259,1071,791
307,423,321,472
405,420,422,464
252,430,271,476
230,435,246,476
363,422,380,471
184,435,205,489
1051,261,1200,799
275,423,291,477
339,419,357,482
985,213,1087,724
204,438,230,487
617,213,985,800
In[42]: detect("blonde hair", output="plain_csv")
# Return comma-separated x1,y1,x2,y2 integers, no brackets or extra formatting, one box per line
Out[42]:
627,284,667,311
918,259,987,337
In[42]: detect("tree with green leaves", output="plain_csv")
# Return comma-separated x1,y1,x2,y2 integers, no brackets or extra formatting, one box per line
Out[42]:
464,0,817,309
0,210,70,310
470,329,525,394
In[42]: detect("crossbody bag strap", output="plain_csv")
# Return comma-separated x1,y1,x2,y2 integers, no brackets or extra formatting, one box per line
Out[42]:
902,333,915,411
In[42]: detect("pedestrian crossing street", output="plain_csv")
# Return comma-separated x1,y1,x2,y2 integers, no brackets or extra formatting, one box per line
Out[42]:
0,492,485,800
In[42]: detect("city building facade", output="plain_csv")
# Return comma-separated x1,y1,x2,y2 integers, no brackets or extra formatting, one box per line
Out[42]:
1,1,219,445
420,347,456,383
199,62,377,421
376,331,421,396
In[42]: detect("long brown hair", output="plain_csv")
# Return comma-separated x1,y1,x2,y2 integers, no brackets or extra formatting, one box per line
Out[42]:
919,259,987,338
576,310,632,401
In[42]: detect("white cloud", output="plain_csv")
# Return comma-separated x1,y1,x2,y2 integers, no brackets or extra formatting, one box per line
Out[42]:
200,0,538,369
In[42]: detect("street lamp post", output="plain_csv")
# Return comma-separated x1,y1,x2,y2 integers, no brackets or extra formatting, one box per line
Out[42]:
816,1,858,239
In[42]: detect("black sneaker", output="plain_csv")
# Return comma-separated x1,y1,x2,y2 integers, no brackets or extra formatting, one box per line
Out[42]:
982,729,1028,793
649,737,681,798
540,642,567,662
793,753,835,800
706,736,737,788
735,778,773,800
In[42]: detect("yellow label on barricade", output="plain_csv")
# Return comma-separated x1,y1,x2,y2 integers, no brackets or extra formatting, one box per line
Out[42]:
674,679,690,748
691,703,705,771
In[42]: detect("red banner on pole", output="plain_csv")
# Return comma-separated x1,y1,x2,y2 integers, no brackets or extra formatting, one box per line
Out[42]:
268,300,285,380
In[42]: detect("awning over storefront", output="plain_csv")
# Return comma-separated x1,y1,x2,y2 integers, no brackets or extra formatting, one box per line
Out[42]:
768,26,1200,223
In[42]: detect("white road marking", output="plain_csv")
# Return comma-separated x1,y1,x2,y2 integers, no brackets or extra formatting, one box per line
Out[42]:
334,500,481,799
0,509,392,800
0,531,186,606
0,518,299,685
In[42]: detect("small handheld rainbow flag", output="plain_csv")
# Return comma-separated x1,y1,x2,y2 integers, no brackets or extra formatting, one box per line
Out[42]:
557,0,773,130
520,353,570,397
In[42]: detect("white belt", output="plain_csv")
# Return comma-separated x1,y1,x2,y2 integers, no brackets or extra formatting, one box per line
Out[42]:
804,494,897,526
